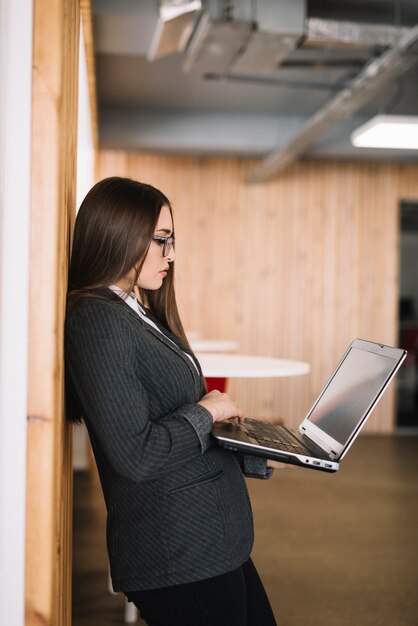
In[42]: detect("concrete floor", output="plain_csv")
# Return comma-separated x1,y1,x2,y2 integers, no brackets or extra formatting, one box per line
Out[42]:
73,435,418,626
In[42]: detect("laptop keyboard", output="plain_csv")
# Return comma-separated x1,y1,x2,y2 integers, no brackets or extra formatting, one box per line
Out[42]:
243,418,311,454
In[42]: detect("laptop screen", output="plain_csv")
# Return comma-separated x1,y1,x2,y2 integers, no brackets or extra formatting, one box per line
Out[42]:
307,347,397,446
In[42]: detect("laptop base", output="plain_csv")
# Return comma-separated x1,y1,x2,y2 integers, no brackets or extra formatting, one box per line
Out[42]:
213,424,339,473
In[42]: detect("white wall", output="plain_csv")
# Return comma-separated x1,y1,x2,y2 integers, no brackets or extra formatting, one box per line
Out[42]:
76,25,95,211
0,1,33,624
73,24,96,471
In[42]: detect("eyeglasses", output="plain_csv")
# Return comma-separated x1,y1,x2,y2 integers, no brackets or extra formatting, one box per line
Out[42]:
151,235,175,257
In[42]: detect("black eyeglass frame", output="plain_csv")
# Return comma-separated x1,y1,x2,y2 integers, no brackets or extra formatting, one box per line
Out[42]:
151,235,175,257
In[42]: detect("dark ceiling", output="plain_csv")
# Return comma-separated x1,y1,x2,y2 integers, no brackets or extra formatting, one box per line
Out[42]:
92,0,418,170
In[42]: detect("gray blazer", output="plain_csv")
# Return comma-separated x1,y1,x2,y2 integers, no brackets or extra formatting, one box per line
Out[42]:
65,291,271,592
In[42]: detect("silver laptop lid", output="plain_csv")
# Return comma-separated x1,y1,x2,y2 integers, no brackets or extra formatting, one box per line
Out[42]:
299,339,407,461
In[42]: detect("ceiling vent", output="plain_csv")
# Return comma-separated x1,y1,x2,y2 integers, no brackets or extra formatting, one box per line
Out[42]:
183,0,306,75
148,0,202,60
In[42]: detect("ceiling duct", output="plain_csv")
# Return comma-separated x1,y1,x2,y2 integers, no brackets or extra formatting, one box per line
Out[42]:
231,0,306,75
183,0,306,75
305,18,408,49
183,13,253,74
148,0,202,60
247,24,418,182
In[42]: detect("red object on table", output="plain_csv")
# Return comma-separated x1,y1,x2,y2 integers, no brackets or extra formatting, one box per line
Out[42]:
205,377,227,393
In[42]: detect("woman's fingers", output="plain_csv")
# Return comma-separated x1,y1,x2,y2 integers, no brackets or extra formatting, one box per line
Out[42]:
198,391,244,423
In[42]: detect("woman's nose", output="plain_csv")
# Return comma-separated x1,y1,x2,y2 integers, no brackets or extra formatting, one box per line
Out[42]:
166,247,175,262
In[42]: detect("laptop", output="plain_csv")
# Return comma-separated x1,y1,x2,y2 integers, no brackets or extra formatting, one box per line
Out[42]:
212,339,407,473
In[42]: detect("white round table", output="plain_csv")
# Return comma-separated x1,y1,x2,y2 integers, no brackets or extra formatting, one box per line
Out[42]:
195,353,310,392
190,339,239,353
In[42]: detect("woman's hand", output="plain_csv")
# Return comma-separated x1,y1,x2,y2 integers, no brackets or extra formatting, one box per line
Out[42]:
198,390,245,424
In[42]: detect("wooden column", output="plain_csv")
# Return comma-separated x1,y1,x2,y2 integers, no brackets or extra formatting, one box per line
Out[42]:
26,1,80,625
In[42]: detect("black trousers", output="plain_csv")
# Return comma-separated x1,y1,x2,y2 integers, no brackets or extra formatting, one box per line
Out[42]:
125,558,277,626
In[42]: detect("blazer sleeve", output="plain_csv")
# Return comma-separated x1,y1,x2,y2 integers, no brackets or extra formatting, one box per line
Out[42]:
236,453,274,480
65,303,213,483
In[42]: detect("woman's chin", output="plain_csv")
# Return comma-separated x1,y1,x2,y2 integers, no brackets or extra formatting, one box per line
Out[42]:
140,278,164,290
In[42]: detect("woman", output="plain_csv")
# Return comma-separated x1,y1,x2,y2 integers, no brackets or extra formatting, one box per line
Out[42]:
65,176,279,626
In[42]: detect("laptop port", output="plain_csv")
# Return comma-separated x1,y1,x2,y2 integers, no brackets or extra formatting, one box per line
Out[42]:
312,461,320,466
325,463,333,469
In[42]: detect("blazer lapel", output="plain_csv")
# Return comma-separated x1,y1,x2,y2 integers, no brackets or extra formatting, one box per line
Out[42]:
114,294,202,380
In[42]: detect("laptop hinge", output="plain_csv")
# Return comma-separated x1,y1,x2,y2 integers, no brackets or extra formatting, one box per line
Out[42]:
299,433,330,460
300,426,336,459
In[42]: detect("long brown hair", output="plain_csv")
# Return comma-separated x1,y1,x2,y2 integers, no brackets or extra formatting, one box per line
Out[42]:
68,176,189,347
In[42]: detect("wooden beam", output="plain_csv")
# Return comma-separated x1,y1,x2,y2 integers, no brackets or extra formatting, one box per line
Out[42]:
26,1,79,625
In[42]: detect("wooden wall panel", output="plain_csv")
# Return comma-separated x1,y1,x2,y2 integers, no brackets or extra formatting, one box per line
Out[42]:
98,152,418,433
26,1,79,625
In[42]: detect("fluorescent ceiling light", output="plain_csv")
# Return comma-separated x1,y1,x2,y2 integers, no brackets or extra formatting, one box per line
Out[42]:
351,115,418,149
